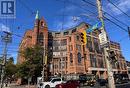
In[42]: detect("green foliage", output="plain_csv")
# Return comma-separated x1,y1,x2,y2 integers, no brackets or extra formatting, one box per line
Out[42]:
17,45,43,80
16,62,30,78
5,57,17,81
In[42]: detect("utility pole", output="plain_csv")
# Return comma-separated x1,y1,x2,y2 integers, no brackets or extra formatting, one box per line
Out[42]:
0,31,12,88
96,0,115,88
128,27,130,39
42,33,45,82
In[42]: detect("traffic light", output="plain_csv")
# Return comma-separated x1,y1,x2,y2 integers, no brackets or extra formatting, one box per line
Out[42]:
109,50,117,63
80,31,87,45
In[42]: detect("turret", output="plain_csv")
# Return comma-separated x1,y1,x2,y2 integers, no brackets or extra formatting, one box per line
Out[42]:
39,17,48,30
32,11,40,45
34,11,39,27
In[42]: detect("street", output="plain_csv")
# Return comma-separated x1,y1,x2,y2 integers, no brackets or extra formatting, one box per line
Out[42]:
4,82,130,88
116,82,130,88
5,84,36,88
80,82,130,88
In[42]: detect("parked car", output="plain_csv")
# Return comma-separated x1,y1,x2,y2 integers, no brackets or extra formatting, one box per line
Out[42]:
114,73,129,84
38,77,65,88
56,80,80,88
97,79,108,86
79,74,96,86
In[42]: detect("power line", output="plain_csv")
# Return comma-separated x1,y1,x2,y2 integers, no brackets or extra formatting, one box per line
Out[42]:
82,0,96,7
18,0,35,15
82,0,128,26
104,12,129,27
107,0,130,18
104,17,128,32
56,0,97,15
55,0,99,25
57,0,129,36
10,0,36,40
82,0,128,32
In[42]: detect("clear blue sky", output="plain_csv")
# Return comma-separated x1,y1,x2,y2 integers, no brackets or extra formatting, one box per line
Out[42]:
0,0,130,64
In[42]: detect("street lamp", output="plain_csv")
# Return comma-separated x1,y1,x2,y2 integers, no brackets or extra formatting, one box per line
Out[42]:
72,13,97,22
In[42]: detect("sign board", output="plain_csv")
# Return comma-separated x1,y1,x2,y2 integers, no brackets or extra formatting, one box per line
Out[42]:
0,0,16,18
28,77,31,82
99,30,108,46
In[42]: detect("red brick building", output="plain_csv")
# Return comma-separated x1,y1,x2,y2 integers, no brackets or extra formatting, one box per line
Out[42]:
17,13,128,79
18,12,48,64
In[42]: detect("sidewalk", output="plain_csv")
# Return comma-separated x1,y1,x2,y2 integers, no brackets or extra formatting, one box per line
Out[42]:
4,83,36,88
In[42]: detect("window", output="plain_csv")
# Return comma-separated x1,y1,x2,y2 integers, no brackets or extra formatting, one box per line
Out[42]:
53,46,59,51
41,21,44,27
76,35,80,41
76,44,81,51
121,62,124,69
61,39,67,45
53,40,60,46
72,28,76,33
124,63,127,70
90,54,97,67
60,52,67,57
54,64,58,69
117,62,120,69
77,52,82,63
60,60,65,69
55,32,60,37
60,46,67,51
48,40,53,46
94,38,100,53
38,33,44,45
69,37,71,42
70,53,73,63
48,33,53,46
92,31,97,36
69,45,73,51
64,31,69,35
112,63,116,69
98,57,104,68
51,78,61,83
27,36,32,38
86,36,93,52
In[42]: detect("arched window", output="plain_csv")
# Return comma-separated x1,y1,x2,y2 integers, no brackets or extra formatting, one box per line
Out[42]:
70,53,73,63
77,52,82,63
41,21,44,27
38,32,44,45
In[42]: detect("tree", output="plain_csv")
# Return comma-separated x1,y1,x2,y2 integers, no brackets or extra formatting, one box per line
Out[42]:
5,57,17,83
17,45,44,84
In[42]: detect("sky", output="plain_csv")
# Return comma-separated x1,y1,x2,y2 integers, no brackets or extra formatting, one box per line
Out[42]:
0,0,130,64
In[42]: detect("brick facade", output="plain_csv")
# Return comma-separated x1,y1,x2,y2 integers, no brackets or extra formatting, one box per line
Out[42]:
17,16,128,79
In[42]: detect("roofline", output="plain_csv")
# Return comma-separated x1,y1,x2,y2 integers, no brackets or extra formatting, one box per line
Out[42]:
48,22,90,33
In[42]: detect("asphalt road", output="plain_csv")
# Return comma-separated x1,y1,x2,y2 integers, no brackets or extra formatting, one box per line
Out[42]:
3,82,130,88
116,82,130,88
80,82,130,88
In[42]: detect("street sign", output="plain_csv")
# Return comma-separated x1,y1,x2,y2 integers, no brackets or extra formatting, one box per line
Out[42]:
28,77,31,82
99,30,108,46
86,21,102,33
